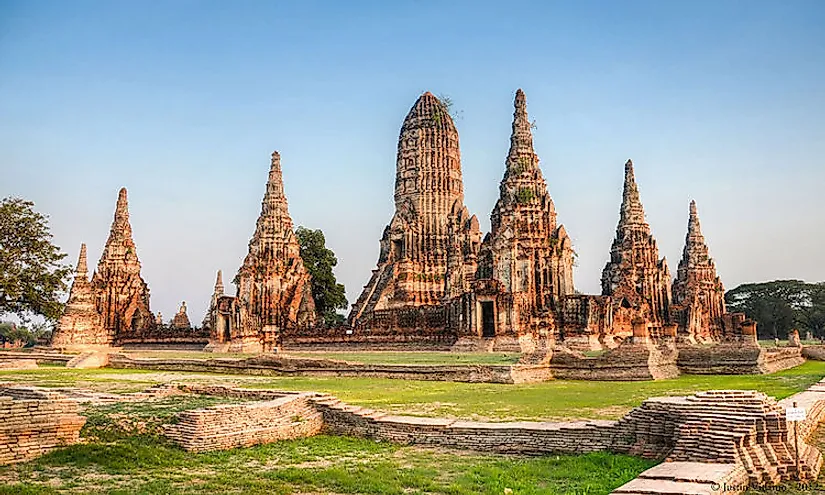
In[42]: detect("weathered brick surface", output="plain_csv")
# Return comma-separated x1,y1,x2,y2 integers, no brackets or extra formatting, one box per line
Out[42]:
0,359,38,370
203,152,317,353
314,397,622,455
550,342,680,381
677,345,804,375
108,354,551,384
0,387,86,465
163,393,322,452
803,345,825,361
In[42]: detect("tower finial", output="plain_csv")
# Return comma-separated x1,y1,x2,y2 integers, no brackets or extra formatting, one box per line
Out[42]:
114,187,130,225
76,243,88,277
619,159,645,226
688,200,702,236
506,88,537,172
214,269,224,295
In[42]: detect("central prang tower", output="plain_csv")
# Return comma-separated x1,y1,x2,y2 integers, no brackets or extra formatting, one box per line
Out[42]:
349,92,480,324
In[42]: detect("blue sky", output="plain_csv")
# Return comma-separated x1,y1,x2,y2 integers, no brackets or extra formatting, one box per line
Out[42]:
2,0,824,322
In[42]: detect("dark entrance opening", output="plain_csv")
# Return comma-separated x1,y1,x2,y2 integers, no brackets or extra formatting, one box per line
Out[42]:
392,239,403,261
221,316,231,342
481,301,495,338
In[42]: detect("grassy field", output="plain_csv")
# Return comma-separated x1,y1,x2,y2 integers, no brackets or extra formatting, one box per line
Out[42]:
0,394,655,495
2,360,825,494
3,360,825,422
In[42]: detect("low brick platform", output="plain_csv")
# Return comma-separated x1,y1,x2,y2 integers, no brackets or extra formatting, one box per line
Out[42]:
0,387,86,465
677,345,804,375
163,393,323,452
550,343,680,381
315,395,622,454
108,354,553,384
0,359,38,370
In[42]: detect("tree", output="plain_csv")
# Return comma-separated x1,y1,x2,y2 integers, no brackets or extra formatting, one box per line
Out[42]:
0,321,37,347
725,280,825,339
0,197,72,322
295,227,348,326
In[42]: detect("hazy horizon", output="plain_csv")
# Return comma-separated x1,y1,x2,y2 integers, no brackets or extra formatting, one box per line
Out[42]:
3,1,824,324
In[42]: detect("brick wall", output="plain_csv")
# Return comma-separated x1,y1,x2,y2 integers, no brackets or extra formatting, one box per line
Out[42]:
312,395,624,455
549,343,679,381
0,387,86,465
108,354,547,384
677,345,804,375
163,393,323,452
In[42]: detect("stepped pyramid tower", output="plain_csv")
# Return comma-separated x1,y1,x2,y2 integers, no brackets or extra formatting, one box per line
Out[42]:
349,92,480,326
91,188,154,338
231,151,316,352
601,160,671,328
473,89,575,339
477,89,575,300
672,200,726,342
52,244,110,349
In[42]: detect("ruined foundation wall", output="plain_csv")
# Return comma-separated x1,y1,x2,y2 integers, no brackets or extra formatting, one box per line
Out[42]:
108,354,549,384
163,393,323,452
763,347,806,374
549,344,679,381
677,345,804,375
0,387,86,465
315,397,624,455
803,345,825,361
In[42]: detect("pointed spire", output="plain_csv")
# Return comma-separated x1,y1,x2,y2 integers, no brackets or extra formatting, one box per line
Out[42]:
267,151,286,200
114,187,130,227
619,159,646,226
688,200,702,236
214,270,224,296
75,243,88,278
507,88,537,171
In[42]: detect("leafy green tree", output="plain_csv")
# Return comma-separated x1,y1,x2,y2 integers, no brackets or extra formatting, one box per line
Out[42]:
0,197,72,322
725,280,825,339
295,227,348,326
0,321,37,347
797,283,825,338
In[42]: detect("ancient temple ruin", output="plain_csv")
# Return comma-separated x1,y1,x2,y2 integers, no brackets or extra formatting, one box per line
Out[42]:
334,89,753,352
348,92,480,340
204,152,316,352
458,89,575,350
600,160,673,334
49,88,751,355
51,244,111,350
90,188,154,338
52,187,213,349
671,200,726,343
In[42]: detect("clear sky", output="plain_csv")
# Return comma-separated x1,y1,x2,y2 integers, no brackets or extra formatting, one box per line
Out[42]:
2,0,824,323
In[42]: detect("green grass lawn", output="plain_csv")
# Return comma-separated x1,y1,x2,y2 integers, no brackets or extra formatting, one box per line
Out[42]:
0,399,655,495
3,361,825,422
